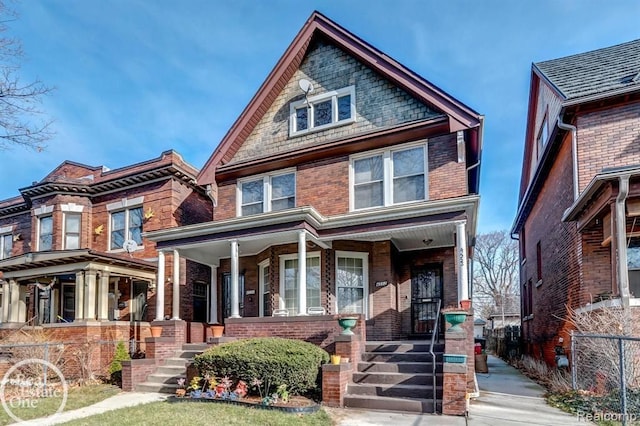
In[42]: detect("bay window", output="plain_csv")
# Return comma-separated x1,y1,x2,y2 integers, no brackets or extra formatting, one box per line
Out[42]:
38,215,53,251
0,232,11,260
351,142,427,210
64,213,81,249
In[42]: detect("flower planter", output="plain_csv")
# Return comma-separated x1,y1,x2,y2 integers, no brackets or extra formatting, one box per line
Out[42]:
210,324,224,338
330,355,341,365
443,311,467,332
337,317,358,335
443,353,467,364
150,325,163,338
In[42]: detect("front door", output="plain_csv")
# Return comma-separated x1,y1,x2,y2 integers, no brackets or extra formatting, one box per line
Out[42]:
411,266,443,335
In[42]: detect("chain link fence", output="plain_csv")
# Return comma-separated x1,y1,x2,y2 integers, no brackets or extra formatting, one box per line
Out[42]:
571,333,640,425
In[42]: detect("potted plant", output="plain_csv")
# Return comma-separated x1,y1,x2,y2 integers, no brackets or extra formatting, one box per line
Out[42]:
175,378,186,397
442,307,467,332
337,316,358,335
150,325,162,338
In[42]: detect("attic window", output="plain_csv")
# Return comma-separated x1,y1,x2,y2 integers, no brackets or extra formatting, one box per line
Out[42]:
289,86,355,136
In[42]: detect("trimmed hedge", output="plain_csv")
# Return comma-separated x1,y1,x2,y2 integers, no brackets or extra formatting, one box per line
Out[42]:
193,337,329,395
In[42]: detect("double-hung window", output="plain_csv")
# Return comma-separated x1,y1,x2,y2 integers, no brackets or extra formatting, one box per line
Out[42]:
238,171,295,217
259,260,271,317
64,213,81,249
351,142,427,210
110,207,143,250
0,230,12,260
336,251,368,316
290,86,355,136
38,215,53,251
280,253,321,316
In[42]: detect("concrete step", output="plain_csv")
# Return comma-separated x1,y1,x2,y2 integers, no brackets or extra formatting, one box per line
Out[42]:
343,394,441,414
347,383,440,399
177,350,202,359
353,372,443,386
182,343,210,351
146,373,186,385
135,382,179,394
156,364,186,375
357,361,441,374
366,342,444,353
164,357,189,367
362,351,436,363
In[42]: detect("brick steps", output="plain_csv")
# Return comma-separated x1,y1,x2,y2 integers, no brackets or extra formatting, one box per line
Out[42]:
344,341,442,414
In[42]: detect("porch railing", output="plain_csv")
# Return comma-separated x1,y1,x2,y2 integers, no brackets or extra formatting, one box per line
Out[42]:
429,298,442,414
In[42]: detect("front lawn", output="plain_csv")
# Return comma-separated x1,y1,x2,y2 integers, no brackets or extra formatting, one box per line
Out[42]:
60,400,332,426
0,383,120,425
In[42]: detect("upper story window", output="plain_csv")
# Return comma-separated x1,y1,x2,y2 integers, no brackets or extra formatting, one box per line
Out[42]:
350,142,427,211
0,227,12,260
63,213,81,250
107,196,144,251
38,215,53,251
289,86,355,136
238,171,295,217
536,116,549,159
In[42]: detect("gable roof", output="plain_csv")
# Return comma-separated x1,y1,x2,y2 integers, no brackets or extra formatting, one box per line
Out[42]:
535,39,640,102
198,11,482,187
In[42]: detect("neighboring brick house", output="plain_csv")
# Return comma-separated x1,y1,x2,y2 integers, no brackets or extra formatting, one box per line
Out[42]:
512,39,640,364
147,12,483,342
0,150,212,340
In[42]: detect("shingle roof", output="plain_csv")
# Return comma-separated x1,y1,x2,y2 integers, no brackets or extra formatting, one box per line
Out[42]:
535,39,640,101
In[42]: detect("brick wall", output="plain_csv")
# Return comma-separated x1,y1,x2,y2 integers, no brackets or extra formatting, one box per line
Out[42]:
577,101,640,192
521,135,581,364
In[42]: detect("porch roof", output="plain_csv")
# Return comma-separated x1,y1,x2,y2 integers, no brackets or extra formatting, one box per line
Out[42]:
0,249,157,281
145,196,479,264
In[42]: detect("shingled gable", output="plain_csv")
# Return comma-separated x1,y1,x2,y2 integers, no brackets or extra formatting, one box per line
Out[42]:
197,11,482,188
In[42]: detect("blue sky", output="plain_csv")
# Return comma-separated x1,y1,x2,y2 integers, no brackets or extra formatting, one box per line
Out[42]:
1,0,639,233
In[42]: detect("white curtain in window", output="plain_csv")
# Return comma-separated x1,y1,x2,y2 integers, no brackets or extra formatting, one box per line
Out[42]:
283,256,321,315
337,256,364,314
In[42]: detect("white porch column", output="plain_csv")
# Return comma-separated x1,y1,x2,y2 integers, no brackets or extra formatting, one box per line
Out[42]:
1,281,8,322
17,285,27,323
155,250,165,320
456,221,469,303
298,230,307,316
209,265,218,323
84,271,97,320
75,273,85,321
172,250,180,320
97,272,110,320
230,240,240,318
615,175,631,308
8,280,19,322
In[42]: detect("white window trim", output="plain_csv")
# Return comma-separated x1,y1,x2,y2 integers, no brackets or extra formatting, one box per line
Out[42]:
289,86,356,137
278,251,321,312
106,196,144,212
335,251,369,319
62,212,82,250
34,205,54,217
0,231,12,260
60,203,84,213
236,168,296,217
37,215,53,252
108,205,144,253
349,140,429,211
258,259,270,317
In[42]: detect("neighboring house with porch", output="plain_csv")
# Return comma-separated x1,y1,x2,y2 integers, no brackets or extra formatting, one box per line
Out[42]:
512,39,640,365
0,150,211,347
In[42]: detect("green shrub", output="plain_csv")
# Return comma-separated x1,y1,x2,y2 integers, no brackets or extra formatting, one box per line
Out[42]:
193,337,329,395
108,341,130,386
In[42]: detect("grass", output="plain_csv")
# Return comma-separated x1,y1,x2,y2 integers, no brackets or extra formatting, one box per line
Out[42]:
0,383,120,425
60,400,333,426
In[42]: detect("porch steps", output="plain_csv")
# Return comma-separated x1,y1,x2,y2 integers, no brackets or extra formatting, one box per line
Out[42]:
135,343,210,394
343,341,444,414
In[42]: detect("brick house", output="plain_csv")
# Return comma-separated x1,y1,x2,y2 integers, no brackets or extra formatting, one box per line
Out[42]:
512,39,640,364
146,12,483,342
0,150,211,343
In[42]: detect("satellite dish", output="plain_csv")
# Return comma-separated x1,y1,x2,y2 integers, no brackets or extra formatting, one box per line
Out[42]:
298,78,314,94
122,239,138,253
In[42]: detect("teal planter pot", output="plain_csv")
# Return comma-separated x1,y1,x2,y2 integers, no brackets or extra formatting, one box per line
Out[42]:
337,317,358,335
443,311,467,332
443,353,467,364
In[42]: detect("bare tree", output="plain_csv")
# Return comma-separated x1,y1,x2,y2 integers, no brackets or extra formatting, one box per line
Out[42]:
473,230,520,319
0,2,53,150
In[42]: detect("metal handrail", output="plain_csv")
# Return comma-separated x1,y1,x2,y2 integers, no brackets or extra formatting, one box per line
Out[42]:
428,299,442,414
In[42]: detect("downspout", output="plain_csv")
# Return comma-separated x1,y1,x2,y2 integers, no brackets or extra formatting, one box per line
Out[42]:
615,175,631,308
557,113,579,201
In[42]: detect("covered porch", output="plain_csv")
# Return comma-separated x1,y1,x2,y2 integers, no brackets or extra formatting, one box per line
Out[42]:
147,199,477,341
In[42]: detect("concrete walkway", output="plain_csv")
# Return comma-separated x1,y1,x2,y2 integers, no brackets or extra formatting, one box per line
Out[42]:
13,355,586,425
